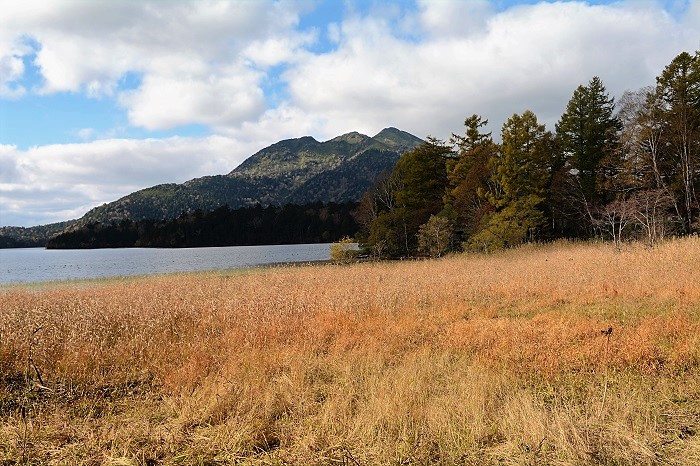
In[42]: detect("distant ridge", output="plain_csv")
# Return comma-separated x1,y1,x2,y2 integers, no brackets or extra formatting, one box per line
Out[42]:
77,127,423,225
0,128,423,246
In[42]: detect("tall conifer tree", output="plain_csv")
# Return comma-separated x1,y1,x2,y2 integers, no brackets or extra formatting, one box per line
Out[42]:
556,77,620,209
366,139,452,256
446,115,500,238
491,110,553,207
656,51,700,233
466,111,553,250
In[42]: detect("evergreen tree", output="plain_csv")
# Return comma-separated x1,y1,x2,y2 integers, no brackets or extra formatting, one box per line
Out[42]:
491,110,553,207
656,51,700,233
364,139,452,257
394,138,451,215
556,77,621,214
468,110,554,250
465,195,546,252
446,115,499,238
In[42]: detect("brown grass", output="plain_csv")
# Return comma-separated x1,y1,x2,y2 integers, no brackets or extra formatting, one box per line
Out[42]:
1,238,700,464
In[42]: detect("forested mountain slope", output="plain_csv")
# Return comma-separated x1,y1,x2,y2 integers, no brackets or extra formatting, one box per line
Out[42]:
0,128,421,247
79,127,421,225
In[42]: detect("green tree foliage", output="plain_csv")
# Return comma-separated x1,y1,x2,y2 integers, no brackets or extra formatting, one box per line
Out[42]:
394,138,451,214
465,195,546,252
46,203,358,249
446,115,499,238
556,77,621,210
655,51,700,233
364,140,453,257
490,110,553,207
367,207,405,257
358,51,700,256
330,236,360,262
417,215,454,258
469,110,555,247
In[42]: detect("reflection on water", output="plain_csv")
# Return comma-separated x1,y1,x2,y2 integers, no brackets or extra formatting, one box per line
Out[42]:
0,243,331,285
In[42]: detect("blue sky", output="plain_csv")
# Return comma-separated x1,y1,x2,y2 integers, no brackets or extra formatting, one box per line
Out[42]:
1,0,699,226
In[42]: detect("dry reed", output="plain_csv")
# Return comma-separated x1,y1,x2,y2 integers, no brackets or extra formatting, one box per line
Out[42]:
1,238,699,464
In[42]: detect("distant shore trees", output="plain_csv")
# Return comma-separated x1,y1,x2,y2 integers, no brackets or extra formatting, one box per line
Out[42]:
47,202,358,249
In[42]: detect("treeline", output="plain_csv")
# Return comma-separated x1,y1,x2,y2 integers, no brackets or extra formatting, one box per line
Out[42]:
356,51,700,257
0,221,74,248
0,236,43,248
46,202,358,249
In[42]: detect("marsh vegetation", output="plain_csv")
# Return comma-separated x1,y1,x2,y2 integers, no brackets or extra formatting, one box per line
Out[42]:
1,238,699,464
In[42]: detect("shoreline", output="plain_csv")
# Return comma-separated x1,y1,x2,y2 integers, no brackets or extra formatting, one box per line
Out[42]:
0,259,335,290
0,243,334,287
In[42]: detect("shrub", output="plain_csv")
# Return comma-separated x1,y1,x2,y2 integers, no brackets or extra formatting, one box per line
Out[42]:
417,215,454,258
330,236,360,262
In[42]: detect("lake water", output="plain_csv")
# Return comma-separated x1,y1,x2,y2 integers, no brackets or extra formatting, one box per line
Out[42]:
0,243,332,285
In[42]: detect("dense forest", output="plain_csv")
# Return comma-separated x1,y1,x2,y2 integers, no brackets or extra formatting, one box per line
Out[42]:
47,202,358,249
355,51,700,258
0,222,74,248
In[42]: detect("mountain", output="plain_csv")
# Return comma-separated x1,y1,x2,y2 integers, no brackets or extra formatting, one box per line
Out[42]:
77,127,422,225
0,128,422,246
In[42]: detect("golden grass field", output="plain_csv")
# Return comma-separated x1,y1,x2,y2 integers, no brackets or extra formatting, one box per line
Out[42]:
1,238,700,465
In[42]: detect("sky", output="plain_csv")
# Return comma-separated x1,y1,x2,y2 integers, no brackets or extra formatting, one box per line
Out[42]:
1,0,699,227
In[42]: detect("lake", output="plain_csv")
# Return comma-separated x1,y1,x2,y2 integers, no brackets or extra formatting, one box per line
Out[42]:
0,243,332,285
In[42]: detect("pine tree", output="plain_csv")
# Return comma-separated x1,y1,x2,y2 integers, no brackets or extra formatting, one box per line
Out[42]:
491,110,553,207
656,51,700,233
468,110,554,250
446,115,499,238
365,139,452,256
556,77,620,211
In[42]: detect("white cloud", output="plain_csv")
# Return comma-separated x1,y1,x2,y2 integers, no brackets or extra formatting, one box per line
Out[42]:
75,128,95,141
0,33,32,98
0,50,26,98
2,1,700,227
7,1,697,140
327,22,341,44
223,103,329,144
415,0,494,38
285,1,700,140
120,69,266,130
0,145,19,183
0,136,259,226
687,0,700,18
1,0,310,128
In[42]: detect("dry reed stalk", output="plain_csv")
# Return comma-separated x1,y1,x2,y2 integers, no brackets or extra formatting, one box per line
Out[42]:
1,238,699,464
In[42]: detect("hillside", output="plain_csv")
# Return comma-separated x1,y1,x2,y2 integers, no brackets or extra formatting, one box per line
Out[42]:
46,202,359,249
0,222,74,248
0,128,422,247
79,127,421,225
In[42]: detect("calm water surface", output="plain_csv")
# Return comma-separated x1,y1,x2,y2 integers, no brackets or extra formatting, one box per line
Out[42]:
0,243,331,285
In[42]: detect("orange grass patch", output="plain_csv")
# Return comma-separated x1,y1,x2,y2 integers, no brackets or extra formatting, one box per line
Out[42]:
1,238,700,464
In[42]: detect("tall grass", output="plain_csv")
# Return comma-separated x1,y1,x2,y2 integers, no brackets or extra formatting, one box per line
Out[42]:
1,238,700,464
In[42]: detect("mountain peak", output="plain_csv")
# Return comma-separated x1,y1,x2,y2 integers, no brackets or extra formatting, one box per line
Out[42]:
372,127,424,152
328,131,370,144
70,129,422,225
374,127,402,136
